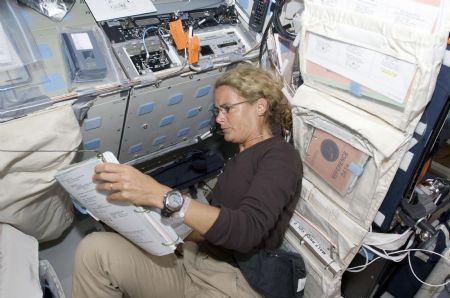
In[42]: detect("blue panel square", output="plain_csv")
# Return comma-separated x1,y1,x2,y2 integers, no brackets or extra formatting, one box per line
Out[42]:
42,73,66,93
84,116,102,131
198,119,211,130
195,85,211,98
38,44,53,60
168,93,183,106
186,107,200,118
159,115,175,127
128,143,143,154
20,11,33,25
177,127,190,137
62,12,72,21
279,39,291,54
237,0,249,9
153,135,166,146
83,138,101,150
137,102,155,115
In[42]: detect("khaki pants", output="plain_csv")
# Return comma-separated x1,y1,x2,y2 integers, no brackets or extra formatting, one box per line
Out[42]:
72,232,262,298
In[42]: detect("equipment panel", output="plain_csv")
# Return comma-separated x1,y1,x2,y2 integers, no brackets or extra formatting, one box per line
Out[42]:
119,68,225,163
100,5,239,44
100,5,256,82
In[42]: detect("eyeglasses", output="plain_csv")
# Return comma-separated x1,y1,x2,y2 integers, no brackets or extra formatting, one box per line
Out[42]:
212,100,250,117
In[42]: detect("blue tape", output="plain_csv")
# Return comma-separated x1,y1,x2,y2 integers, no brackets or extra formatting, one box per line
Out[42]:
348,162,364,176
349,81,361,97
71,197,88,215
358,247,374,260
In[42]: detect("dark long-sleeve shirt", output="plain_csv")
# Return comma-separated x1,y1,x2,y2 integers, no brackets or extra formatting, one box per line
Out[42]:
204,135,303,253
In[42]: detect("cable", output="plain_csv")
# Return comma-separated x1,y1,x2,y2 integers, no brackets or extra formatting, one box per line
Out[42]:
259,13,275,64
0,149,102,156
347,246,450,287
142,26,159,59
349,247,371,273
404,248,450,288
273,0,296,40
243,40,261,56
347,256,382,273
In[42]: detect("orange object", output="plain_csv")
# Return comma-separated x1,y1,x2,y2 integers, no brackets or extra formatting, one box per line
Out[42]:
417,158,431,184
169,19,188,50
188,35,200,65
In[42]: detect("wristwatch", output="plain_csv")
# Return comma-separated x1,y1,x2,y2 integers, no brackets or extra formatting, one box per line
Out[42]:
161,190,184,217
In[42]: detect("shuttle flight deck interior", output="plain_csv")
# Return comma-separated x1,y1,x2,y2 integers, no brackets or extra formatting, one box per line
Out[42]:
0,0,450,297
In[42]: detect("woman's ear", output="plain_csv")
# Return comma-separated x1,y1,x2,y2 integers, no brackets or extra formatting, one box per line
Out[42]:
256,98,268,116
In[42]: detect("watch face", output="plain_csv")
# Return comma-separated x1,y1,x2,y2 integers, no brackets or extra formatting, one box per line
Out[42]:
166,192,183,211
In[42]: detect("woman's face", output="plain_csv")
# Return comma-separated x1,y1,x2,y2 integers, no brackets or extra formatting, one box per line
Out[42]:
214,85,264,145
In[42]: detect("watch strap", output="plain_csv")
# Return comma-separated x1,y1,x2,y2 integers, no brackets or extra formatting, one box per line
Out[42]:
176,195,191,219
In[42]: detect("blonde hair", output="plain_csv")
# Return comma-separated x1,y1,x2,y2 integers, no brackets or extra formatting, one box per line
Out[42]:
215,64,292,132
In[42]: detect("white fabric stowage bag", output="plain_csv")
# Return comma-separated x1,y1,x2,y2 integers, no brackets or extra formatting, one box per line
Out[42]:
292,85,410,228
283,226,341,298
289,85,412,298
0,105,82,242
0,224,42,298
299,0,450,133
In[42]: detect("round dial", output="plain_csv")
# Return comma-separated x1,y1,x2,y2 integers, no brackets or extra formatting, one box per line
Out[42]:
320,139,339,162
167,192,184,211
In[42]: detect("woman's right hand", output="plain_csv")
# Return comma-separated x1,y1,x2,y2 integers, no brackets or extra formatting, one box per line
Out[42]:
93,163,172,209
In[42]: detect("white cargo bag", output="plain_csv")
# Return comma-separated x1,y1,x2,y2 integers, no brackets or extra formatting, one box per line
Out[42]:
292,85,409,227
0,224,42,298
0,105,82,241
299,0,450,132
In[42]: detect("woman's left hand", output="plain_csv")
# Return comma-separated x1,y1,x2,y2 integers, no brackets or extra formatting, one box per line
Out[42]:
93,163,171,208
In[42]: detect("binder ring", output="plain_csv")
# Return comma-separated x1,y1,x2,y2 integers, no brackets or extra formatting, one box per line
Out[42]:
133,207,151,213
162,235,180,247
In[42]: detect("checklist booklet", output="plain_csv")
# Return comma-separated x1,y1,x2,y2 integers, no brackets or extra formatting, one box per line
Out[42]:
55,151,190,256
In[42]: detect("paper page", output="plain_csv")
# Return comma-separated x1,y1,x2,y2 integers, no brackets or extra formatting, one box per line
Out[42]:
71,33,94,51
55,154,178,256
310,0,440,33
171,220,193,240
84,0,157,22
305,33,417,105
306,61,408,107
